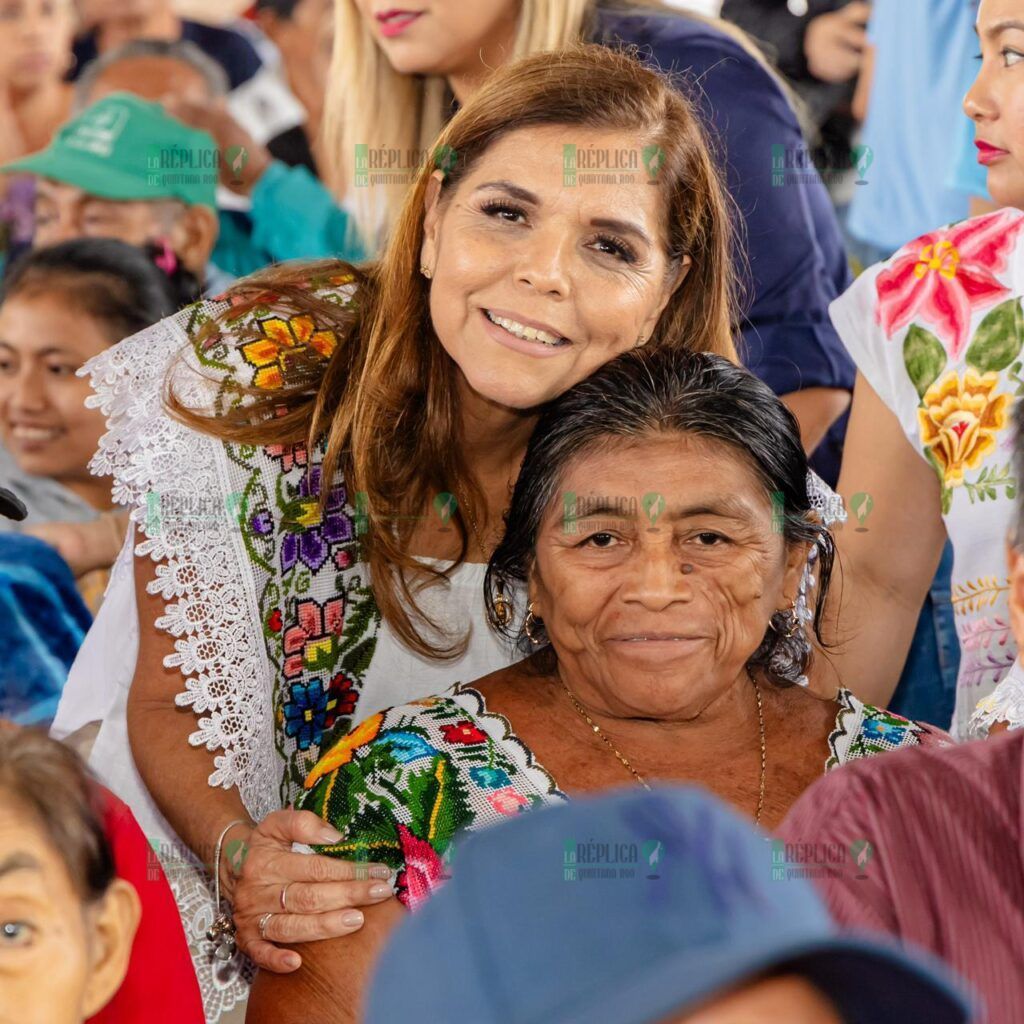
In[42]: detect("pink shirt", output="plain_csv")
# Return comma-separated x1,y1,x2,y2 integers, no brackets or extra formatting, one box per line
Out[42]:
778,731,1024,1023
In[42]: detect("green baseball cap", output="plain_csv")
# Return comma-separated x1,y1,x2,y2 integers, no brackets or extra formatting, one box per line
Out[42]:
2,92,219,210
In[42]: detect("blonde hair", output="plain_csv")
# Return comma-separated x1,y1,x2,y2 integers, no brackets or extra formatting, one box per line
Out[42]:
171,43,739,659
324,0,790,247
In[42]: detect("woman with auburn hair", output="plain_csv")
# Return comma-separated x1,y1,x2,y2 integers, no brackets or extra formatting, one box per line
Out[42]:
53,43,757,1019
324,0,856,480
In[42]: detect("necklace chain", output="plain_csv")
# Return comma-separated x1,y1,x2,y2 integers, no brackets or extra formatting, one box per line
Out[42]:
456,488,488,559
559,677,767,825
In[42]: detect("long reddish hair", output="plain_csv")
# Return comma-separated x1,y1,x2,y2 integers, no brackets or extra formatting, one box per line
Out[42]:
168,43,739,658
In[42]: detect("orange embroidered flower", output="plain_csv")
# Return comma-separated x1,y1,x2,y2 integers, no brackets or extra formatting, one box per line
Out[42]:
917,368,1011,487
303,712,384,789
240,314,338,389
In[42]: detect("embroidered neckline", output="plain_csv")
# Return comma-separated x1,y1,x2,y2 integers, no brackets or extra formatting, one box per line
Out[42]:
446,681,568,800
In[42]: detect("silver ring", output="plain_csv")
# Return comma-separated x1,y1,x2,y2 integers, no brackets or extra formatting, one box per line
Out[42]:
280,883,291,912
257,912,274,940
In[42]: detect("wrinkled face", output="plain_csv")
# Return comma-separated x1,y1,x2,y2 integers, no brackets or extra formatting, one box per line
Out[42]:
0,292,113,492
965,0,1024,207
0,801,98,1024
354,0,518,78
661,975,844,1024
87,56,212,105
32,178,184,251
0,0,75,92
421,125,685,411
529,434,807,719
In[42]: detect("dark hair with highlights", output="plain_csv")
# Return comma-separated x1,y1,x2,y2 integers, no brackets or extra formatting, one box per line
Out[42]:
484,348,834,684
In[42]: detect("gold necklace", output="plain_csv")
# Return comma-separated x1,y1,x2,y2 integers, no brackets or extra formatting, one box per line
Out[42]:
559,677,767,825
456,488,512,626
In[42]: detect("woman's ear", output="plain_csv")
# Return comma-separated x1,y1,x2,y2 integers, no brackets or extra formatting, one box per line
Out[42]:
81,879,142,1019
781,539,811,606
419,170,446,275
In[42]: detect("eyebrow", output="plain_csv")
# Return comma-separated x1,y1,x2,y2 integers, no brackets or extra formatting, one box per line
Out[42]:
0,852,42,879
0,341,76,359
473,181,653,248
572,497,755,521
979,18,1024,36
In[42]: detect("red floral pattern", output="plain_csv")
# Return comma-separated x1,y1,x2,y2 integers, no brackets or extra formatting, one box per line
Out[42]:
440,721,488,745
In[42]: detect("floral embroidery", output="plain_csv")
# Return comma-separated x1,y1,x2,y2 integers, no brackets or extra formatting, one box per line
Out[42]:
324,672,360,729
395,824,449,908
305,712,385,787
952,576,1011,615
240,314,338,389
281,466,355,575
469,766,512,789
876,210,1024,357
440,721,488,744
382,731,440,764
917,369,1011,487
283,597,345,679
486,786,531,816
283,680,332,751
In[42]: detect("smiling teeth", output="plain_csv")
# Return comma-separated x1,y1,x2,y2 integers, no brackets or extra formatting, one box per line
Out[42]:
486,311,563,346
11,426,60,441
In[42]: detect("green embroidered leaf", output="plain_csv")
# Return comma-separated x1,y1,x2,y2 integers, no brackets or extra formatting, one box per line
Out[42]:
404,756,473,853
903,325,947,398
340,637,377,677
965,297,1024,373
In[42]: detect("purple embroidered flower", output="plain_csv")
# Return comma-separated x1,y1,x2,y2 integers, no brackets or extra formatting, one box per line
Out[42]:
280,466,356,574
251,509,274,535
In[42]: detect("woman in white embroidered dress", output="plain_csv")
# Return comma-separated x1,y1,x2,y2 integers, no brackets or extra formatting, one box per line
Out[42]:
820,0,1024,738
53,45,742,1020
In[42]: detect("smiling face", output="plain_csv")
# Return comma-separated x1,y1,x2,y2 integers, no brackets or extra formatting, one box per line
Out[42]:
965,0,1024,207
528,433,807,720
354,0,519,81
420,125,686,411
0,292,114,506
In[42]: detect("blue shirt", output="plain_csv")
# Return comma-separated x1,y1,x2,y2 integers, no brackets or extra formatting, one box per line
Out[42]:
848,0,975,251
594,9,854,484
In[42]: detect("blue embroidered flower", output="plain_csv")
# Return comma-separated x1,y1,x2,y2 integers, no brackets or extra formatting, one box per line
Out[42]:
862,719,907,745
283,680,329,751
469,766,512,789
383,731,439,764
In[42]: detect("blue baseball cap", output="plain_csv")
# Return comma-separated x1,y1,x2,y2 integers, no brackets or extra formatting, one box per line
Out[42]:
365,786,974,1024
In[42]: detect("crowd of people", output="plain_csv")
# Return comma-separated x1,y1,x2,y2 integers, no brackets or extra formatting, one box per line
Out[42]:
0,0,1021,1022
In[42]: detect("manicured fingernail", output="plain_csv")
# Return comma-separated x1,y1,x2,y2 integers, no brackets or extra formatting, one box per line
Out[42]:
284,953,301,970
369,865,391,879
342,910,364,927
318,825,344,843
368,883,391,898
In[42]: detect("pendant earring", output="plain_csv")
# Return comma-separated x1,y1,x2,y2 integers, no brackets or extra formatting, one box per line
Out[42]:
523,601,544,645
493,581,512,627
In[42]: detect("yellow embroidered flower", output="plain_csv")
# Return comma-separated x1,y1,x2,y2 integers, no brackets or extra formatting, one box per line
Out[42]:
303,712,384,789
240,314,338,390
917,368,1010,487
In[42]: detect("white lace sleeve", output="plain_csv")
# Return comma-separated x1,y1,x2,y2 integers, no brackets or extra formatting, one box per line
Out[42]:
83,301,277,818
970,658,1024,735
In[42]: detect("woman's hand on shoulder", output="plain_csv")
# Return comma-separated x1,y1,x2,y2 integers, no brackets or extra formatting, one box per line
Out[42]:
229,809,395,973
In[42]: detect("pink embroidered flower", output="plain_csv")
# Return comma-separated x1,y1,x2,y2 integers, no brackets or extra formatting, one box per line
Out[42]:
485,786,530,816
875,209,1024,358
283,597,345,679
395,824,448,910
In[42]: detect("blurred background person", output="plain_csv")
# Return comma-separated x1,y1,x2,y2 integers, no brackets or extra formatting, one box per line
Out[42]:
721,0,869,200
2,92,220,292
74,39,364,277
70,0,313,174
0,0,77,273
0,238,182,615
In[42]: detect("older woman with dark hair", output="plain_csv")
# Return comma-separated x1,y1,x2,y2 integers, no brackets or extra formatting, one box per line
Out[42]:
246,349,947,1023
